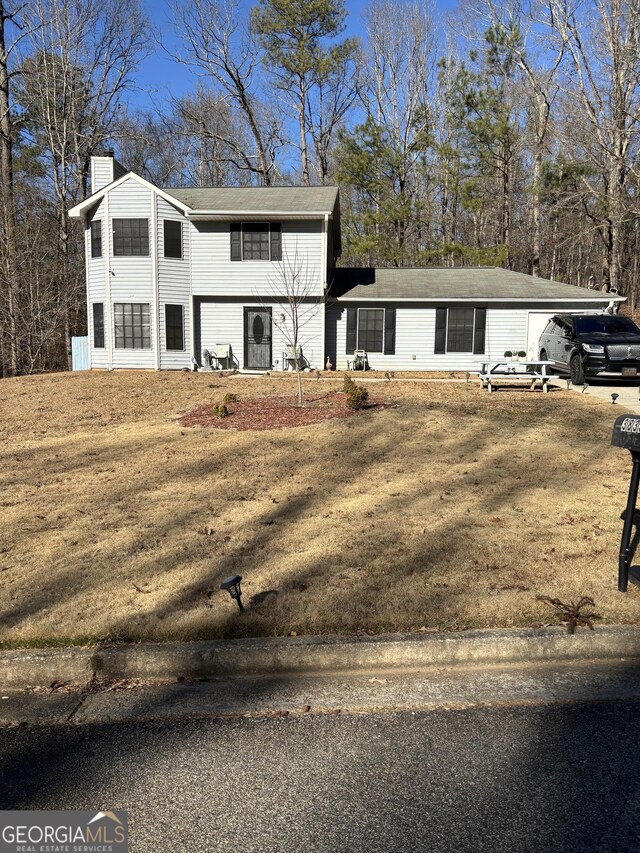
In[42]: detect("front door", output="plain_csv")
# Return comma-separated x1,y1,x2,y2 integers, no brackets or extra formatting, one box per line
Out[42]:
244,307,272,370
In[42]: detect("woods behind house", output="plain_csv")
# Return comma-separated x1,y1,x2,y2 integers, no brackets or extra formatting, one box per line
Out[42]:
2,0,639,376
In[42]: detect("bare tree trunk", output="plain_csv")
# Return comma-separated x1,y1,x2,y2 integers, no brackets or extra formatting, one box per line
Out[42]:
0,0,18,375
298,78,310,187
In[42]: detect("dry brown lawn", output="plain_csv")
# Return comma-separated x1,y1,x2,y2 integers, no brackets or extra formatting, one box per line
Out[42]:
0,370,638,648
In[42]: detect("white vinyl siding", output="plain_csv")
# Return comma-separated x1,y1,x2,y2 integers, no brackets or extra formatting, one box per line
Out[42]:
199,299,324,371
330,305,529,371
90,157,115,193
108,178,155,368
86,199,108,368
158,196,190,369
191,220,323,297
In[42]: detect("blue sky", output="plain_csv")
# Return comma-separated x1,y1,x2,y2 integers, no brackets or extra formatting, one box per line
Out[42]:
132,0,454,112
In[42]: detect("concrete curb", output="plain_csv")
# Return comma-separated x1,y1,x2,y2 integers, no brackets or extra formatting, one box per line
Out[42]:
3,626,640,689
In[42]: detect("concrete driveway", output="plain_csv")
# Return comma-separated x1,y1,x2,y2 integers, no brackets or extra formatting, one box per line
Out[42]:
553,375,640,413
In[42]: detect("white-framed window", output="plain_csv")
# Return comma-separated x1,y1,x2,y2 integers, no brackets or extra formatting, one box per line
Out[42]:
114,303,151,349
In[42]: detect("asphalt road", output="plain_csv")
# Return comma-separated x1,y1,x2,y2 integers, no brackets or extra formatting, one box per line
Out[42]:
2,700,640,853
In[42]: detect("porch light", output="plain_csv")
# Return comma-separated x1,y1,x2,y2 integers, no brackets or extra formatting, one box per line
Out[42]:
612,393,619,404
220,575,244,612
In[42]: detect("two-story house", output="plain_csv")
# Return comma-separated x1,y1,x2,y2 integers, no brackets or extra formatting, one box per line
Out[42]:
69,154,623,373
69,154,340,373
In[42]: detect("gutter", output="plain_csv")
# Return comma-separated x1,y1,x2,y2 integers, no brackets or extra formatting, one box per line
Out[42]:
331,296,627,303
185,210,333,218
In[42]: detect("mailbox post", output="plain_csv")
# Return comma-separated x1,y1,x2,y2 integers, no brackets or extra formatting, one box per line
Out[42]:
611,415,640,591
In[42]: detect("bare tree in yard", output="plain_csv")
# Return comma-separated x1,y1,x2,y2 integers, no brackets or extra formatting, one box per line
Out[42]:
548,0,640,294
263,245,325,407
172,0,282,186
18,0,148,370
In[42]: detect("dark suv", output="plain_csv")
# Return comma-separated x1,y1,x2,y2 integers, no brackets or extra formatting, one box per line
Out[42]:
538,313,640,384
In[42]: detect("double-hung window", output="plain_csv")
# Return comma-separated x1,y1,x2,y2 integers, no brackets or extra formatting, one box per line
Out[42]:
346,307,396,355
358,309,384,352
230,223,282,261
113,219,149,256
165,304,184,351
434,307,486,355
114,303,151,349
93,303,105,348
164,220,182,259
90,220,102,258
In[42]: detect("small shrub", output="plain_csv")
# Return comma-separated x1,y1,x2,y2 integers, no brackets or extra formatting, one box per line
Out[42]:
211,402,229,418
223,392,238,404
517,350,527,358
346,384,369,410
343,374,356,393
504,350,513,358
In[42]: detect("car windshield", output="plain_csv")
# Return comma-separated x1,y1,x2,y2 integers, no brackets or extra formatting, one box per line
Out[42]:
573,315,640,335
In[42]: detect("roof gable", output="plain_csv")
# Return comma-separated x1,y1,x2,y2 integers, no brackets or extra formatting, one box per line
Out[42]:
68,172,191,219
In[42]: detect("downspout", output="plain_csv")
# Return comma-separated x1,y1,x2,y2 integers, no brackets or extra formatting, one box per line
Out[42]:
84,215,91,368
188,216,195,369
321,214,328,368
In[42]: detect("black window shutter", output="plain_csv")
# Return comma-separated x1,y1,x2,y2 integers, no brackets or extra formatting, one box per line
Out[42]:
435,308,447,354
473,308,486,354
270,223,282,261
384,308,396,354
230,224,241,261
346,308,357,354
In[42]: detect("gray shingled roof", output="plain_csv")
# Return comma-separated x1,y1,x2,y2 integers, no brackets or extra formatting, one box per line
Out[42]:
164,185,339,213
330,267,622,302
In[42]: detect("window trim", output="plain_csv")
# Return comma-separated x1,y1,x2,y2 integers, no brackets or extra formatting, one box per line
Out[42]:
357,307,385,353
112,218,149,257
165,304,185,351
163,219,183,260
114,302,151,350
90,220,102,259
445,306,476,354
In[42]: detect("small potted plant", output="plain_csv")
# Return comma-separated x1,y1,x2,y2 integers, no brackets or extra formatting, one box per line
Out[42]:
517,350,527,362
504,350,513,361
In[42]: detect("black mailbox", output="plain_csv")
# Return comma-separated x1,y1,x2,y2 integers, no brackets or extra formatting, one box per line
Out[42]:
611,415,640,591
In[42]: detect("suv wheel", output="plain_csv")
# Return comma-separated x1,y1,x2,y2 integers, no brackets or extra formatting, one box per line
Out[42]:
539,350,553,374
570,354,585,385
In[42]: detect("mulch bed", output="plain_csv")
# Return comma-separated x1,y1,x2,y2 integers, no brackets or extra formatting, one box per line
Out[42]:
178,392,385,431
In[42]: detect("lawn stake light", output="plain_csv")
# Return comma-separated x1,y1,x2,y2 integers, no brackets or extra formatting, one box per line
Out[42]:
612,393,619,404
611,415,640,591
220,575,244,612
